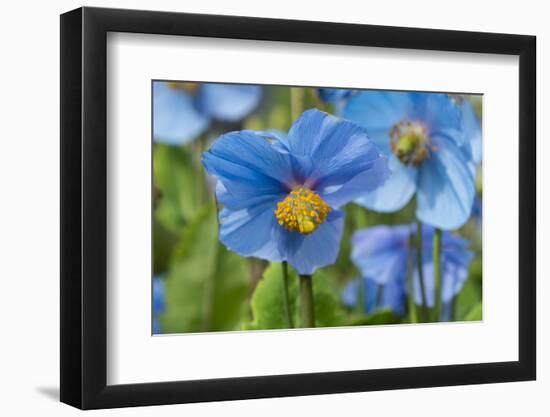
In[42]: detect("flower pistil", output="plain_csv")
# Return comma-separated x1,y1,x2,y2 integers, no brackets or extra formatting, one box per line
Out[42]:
275,187,331,235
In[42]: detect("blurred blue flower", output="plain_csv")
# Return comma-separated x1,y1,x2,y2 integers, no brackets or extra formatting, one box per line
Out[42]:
153,275,165,334
345,224,473,319
203,109,390,275
452,95,482,166
412,227,474,319
153,81,262,145
318,88,354,104
343,91,476,230
342,276,407,316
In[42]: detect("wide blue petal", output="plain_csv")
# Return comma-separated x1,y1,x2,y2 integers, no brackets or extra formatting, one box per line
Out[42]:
218,203,283,262
196,84,262,122
278,210,345,275
461,99,482,165
283,109,390,207
342,91,415,153
202,130,294,203
409,93,464,147
351,225,411,285
416,136,475,229
355,154,417,212
153,81,209,145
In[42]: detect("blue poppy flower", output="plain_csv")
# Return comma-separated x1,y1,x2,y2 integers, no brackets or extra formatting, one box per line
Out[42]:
318,88,354,104
343,91,476,230
152,275,165,334
153,81,262,145
347,224,473,320
202,109,390,275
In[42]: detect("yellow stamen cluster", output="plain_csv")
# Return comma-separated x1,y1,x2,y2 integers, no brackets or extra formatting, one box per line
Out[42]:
275,187,331,235
390,121,432,166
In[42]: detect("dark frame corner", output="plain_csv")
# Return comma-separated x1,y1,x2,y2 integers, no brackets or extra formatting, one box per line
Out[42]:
60,6,536,409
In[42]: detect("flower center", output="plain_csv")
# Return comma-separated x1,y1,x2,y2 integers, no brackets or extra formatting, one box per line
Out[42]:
167,82,199,95
275,187,331,235
390,121,431,166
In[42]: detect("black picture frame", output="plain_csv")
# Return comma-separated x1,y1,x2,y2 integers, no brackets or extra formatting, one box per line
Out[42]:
60,6,536,410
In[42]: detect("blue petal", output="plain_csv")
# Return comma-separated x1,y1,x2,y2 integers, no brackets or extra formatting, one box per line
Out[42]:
342,277,406,316
416,136,475,229
351,225,411,285
218,204,283,262
413,229,473,310
410,93,464,147
153,81,209,145
153,318,161,334
318,88,354,103
153,275,165,315
284,109,390,207
461,99,482,165
196,84,262,122
278,210,345,275
355,154,417,212
342,279,360,308
378,278,407,315
342,91,415,153
202,130,294,204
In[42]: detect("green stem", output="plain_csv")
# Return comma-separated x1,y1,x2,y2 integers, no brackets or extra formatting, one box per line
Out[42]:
299,275,315,328
432,228,442,322
192,136,207,208
281,262,294,328
416,221,429,322
290,87,305,121
407,232,418,324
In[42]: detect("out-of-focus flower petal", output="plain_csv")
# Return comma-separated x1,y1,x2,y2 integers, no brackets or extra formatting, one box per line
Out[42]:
318,88,354,103
351,225,410,285
153,81,209,145
197,84,262,122
153,275,165,315
152,275,165,334
416,136,475,229
461,99,482,165
410,93,464,147
342,91,415,153
355,154,417,212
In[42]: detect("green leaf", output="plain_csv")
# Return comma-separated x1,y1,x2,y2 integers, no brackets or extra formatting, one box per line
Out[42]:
454,273,482,321
160,205,249,333
248,263,346,330
463,302,483,321
153,217,179,275
154,143,197,231
347,308,400,326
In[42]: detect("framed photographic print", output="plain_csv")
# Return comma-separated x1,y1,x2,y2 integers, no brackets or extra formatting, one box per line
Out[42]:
60,6,536,409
